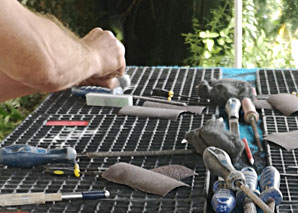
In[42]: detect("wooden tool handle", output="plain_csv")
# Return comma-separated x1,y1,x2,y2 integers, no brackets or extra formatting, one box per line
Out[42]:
0,192,61,206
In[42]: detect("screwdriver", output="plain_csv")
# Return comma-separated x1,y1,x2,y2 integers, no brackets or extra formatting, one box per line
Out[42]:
72,74,132,97
151,88,200,101
260,166,283,212
203,146,273,213
44,165,106,176
225,98,241,137
0,144,195,177
0,190,110,206
236,167,259,213
0,144,80,177
241,98,263,152
211,179,236,213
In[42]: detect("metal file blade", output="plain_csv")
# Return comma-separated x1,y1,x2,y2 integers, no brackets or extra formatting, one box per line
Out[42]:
229,118,240,138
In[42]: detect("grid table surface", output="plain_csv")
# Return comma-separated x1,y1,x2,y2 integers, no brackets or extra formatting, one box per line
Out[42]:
263,115,298,213
256,69,298,116
35,67,222,115
256,69,298,212
0,67,222,213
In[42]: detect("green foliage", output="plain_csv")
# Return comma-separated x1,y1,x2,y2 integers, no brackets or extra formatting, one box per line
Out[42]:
0,95,44,140
0,99,24,140
183,0,295,68
183,2,234,67
281,0,298,33
20,0,103,37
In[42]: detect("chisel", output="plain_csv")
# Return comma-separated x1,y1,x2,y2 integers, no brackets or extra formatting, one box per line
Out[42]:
225,98,241,137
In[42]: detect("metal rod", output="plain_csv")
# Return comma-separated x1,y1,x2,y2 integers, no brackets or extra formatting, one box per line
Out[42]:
133,95,187,106
79,149,195,158
237,181,273,213
61,193,82,199
229,119,240,138
250,118,263,152
243,198,257,213
234,0,242,68
267,200,275,212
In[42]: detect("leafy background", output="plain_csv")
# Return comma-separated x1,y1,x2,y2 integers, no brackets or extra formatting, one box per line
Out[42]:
1,0,297,139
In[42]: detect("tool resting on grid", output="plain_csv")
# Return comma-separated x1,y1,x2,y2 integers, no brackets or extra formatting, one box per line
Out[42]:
0,144,80,177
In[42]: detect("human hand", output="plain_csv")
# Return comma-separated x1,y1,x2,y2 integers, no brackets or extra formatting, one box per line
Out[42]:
79,76,121,89
82,28,126,79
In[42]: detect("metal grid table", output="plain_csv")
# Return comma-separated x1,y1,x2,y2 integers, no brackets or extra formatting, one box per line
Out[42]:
35,67,221,115
256,69,298,116
0,67,222,213
263,116,298,213
256,69,298,212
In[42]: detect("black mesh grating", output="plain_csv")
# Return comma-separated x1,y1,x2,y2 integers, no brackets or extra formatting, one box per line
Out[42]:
256,69,298,212
34,67,221,115
263,115,298,212
277,204,298,213
256,69,298,95
1,114,212,213
256,69,298,117
0,67,222,213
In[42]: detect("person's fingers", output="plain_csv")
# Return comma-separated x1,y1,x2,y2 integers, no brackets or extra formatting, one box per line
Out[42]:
91,27,104,33
103,30,115,37
82,27,126,79
79,76,118,89
118,58,126,76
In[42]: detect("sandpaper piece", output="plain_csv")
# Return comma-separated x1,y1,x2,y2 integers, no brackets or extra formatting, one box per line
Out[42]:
102,163,188,196
151,165,197,180
253,99,273,110
118,106,186,120
264,130,298,151
143,101,205,114
267,93,298,116
197,79,254,105
184,118,244,160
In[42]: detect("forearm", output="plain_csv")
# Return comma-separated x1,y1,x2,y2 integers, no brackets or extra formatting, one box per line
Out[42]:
0,71,38,102
0,0,100,92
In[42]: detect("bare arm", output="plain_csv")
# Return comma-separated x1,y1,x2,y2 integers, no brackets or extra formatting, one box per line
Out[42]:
0,71,37,102
0,0,125,95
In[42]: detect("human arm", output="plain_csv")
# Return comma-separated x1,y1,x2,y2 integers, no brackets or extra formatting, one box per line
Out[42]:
0,0,125,95
0,71,38,102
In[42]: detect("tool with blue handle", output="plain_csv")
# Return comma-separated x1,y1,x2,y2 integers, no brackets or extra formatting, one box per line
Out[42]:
71,74,131,96
0,144,80,177
72,86,124,96
236,167,259,213
0,144,194,177
77,74,187,106
203,147,273,213
211,180,236,213
0,190,110,206
260,166,283,211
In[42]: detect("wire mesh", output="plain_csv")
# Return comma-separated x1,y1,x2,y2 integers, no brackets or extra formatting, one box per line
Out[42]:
0,67,222,213
35,67,222,115
263,115,298,213
256,69,298,116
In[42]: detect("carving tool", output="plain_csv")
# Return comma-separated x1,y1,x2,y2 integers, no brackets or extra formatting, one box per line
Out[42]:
225,98,241,137
242,98,263,151
203,146,273,213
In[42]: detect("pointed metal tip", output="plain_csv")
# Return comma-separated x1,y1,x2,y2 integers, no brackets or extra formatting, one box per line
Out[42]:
181,139,188,144
105,190,110,198
249,158,254,165
218,117,224,122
